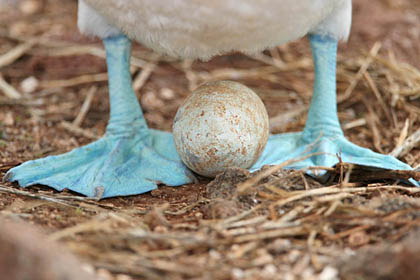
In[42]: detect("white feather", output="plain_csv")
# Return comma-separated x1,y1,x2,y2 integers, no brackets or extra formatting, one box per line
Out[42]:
78,0,352,60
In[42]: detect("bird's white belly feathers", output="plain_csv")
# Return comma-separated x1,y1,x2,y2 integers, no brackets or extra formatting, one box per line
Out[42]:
82,0,350,60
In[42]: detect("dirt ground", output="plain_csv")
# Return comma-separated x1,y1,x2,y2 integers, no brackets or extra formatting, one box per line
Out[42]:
1,0,420,279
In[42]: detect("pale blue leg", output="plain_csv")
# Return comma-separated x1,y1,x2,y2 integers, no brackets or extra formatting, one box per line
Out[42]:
4,35,193,198
252,34,416,182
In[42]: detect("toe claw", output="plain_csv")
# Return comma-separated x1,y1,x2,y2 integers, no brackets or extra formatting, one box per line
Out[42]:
409,178,420,187
94,186,105,200
3,171,13,183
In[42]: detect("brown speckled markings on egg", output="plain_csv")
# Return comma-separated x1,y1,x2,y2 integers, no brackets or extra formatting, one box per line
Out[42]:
173,80,269,177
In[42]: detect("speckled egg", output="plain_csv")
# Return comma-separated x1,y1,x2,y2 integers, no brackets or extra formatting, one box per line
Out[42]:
173,80,269,177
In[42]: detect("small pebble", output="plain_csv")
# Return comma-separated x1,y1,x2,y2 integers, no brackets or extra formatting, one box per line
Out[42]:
261,264,278,277
20,76,39,94
141,91,164,110
19,0,42,15
96,268,113,280
319,266,339,280
159,87,176,100
232,268,245,279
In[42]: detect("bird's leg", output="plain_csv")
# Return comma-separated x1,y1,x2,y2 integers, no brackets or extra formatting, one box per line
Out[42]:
252,34,415,180
4,35,194,199
104,35,148,138
302,35,342,143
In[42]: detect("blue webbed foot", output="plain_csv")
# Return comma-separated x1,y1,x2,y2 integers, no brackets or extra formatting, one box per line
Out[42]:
252,132,413,175
5,130,193,198
4,35,193,198
252,34,417,184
